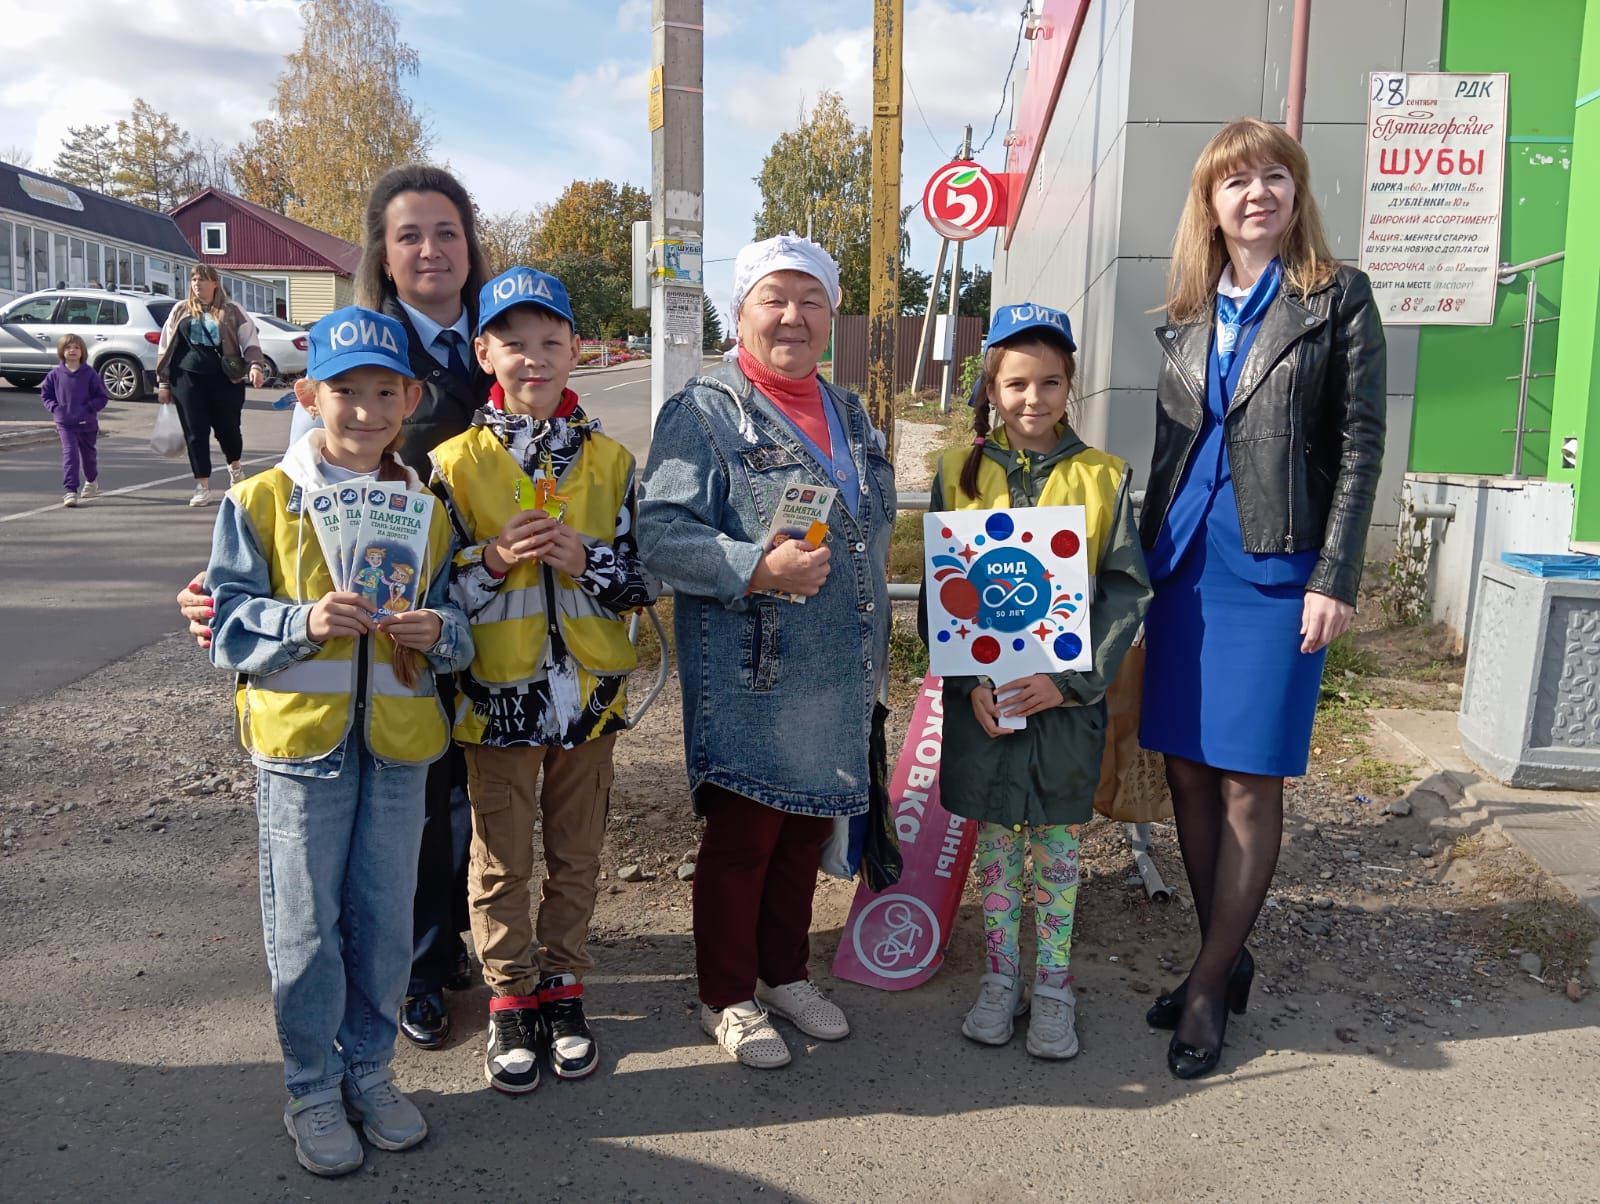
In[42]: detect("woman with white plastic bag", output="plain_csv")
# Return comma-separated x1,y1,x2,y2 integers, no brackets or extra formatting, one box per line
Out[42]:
150,399,186,458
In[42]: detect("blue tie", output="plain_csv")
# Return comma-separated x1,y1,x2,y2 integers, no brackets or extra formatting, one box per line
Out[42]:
437,329,470,381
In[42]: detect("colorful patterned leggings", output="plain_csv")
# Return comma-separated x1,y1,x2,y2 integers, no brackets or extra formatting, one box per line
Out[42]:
974,822,1081,989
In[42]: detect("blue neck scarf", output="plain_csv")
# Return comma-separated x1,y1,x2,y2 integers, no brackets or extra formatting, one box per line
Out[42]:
1214,258,1282,380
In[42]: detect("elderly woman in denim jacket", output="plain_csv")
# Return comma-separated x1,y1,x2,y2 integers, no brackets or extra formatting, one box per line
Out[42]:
638,236,895,1069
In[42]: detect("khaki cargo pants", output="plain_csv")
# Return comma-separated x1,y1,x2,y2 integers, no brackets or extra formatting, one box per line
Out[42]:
463,734,616,997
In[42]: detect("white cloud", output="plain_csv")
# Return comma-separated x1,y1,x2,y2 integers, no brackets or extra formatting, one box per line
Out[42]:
0,0,301,166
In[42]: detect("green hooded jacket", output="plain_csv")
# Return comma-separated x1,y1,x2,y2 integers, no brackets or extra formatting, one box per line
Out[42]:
920,425,1152,828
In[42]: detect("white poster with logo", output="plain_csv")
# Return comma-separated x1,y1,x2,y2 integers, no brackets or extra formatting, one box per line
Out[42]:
1359,71,1508,325
922,505,1092,680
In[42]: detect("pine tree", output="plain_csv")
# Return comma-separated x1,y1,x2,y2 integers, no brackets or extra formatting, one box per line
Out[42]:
702,294,725,352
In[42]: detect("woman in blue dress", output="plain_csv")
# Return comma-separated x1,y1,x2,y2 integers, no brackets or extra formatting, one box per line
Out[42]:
1139,118,1387,1079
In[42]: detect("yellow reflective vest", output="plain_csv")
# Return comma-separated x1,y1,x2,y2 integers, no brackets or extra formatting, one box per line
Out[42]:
232,468,453,766
938,435,1126,571
430,424,638,741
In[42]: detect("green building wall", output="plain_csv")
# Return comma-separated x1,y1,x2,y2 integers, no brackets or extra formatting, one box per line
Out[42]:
1408,0,1588,478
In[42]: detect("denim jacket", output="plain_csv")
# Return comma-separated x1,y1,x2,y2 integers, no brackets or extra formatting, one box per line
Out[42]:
637,362,896,816
207,433,475,778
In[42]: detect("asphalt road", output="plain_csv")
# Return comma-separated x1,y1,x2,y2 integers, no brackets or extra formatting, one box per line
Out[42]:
0,363,656,710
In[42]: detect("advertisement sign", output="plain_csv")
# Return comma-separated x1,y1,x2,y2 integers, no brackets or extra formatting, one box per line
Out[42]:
832,675,977,991
922,160,1007,241
922,505,1092,682
1359,72,1508,325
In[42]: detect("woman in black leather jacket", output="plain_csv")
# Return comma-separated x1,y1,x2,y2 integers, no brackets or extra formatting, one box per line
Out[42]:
1139,118,1386,1079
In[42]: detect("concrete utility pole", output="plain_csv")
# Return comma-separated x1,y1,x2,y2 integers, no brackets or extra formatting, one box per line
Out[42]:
649,0,705,429
867,0,903,452
938,125,972,413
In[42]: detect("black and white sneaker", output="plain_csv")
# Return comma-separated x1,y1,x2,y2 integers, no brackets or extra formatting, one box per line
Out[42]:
538,973,598,1079
484,996,541,1094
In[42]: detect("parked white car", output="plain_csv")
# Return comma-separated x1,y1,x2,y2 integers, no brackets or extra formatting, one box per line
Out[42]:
0,287,174,401
250,314,309,384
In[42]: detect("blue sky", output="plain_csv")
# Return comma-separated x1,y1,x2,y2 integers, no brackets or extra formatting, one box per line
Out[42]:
0,0,1022,323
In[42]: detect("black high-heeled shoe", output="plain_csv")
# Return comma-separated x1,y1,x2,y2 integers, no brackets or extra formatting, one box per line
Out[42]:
1146,947,1255,1030
1168,1018,1227,1079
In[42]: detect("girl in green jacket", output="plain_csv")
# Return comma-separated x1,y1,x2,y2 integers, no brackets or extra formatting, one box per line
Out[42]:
923,303,1151,1060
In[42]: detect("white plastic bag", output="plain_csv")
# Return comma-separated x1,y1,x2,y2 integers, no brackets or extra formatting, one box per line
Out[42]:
150,402,184,458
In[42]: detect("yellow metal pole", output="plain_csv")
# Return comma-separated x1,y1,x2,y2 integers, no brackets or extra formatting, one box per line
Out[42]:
868,0,903,456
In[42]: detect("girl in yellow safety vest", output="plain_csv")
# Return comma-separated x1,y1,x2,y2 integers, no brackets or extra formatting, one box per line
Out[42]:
922,302,1151,1061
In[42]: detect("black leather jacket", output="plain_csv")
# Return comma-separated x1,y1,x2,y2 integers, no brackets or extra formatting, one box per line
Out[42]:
1141,266,1387,605
383,292,487,475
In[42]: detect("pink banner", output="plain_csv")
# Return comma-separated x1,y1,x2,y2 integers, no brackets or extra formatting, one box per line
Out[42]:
832,674,978,991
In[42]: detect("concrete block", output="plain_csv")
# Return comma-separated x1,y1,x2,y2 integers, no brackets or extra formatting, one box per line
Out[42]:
1459,560,1600,788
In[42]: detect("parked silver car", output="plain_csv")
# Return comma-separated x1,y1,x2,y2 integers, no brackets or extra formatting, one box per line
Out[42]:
251,314,310,384
0,287,174,401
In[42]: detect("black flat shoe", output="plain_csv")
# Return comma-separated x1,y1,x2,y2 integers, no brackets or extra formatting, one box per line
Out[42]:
400,992,450,1049
1147,947,1256,1031
444,942,476,992
1168,1031,1223,1079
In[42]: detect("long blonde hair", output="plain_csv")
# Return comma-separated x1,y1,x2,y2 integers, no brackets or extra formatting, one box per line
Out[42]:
1165,118,1339,324
184,263,232,321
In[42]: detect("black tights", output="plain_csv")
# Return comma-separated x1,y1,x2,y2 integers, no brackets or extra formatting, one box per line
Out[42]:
1165,754,1284,1048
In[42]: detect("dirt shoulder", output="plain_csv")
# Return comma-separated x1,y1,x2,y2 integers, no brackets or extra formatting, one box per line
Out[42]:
1,629,1597,1202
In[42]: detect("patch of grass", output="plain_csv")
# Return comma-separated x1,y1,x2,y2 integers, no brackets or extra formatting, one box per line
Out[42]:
1453,834,1484,860
1325,634,1380,678
888,610,929,682
889,511,926,583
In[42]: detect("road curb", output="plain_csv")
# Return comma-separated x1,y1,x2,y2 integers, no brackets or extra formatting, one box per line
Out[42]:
1371,707,1600,932
0,424,59,452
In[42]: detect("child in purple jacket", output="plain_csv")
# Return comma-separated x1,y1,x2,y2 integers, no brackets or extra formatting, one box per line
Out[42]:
41,333,109,508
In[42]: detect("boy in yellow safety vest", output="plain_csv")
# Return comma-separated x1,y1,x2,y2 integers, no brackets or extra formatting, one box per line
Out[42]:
429,267,656,1094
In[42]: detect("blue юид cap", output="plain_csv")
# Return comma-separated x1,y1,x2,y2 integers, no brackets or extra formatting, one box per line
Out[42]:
968,300,1077,406
984,301,1076,353
476,266,576,335
306,306,412,380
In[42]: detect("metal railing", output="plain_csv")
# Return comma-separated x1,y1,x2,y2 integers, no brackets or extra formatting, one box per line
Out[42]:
1498,251,1565,480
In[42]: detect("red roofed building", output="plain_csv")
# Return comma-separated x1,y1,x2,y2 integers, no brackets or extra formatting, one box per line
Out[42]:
169,188,361,324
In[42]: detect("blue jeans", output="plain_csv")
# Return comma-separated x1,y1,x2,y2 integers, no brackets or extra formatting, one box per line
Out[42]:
256,734,427,1103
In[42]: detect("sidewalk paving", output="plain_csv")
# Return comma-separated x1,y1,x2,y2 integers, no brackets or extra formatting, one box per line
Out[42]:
1371,707,1600,935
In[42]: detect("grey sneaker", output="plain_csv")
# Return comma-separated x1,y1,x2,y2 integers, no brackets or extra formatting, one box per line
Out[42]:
1026,983,1080,1059
343,1075,427,1151
961,972,1029,1045
283,1098,363,1177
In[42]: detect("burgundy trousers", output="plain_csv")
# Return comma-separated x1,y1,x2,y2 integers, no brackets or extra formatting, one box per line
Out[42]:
692,784,832,1008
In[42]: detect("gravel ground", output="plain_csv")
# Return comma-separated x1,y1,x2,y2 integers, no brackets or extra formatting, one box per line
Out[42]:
2,629,1597,1201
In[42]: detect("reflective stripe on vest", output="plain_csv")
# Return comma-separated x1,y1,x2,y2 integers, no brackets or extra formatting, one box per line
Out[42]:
252,657,434,698
430,425,638,688
233,467,451,766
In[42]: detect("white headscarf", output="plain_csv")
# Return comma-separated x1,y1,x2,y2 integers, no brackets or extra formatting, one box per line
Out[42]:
729,233,842,333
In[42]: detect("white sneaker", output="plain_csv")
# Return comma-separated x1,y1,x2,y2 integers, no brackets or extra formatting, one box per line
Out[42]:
1026,983,1080,1059
700,1001,791,1068
756,977,850,1040
188,484,214,507
228,463,247,486
961,972,1028,1045
62,492,78,508
79,481,101,500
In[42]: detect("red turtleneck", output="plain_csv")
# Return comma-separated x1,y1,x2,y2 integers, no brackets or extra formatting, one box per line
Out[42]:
738,346,830,457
